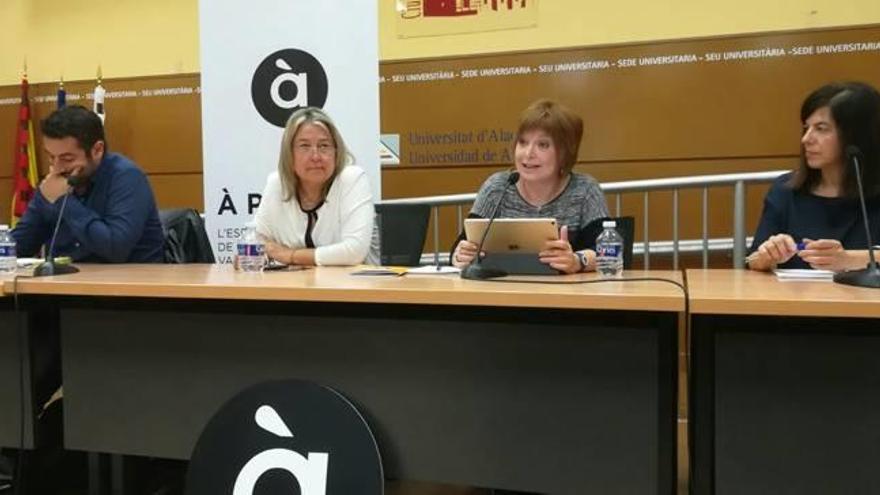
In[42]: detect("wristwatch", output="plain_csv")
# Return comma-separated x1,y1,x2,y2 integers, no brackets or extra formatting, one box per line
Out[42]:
576,250,590,272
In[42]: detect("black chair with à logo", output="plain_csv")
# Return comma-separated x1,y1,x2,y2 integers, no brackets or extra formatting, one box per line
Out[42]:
159,208,216,264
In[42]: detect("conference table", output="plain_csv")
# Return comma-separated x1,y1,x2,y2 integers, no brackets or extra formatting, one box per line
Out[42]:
2,264,684,495
0,292,31,449
687,269,880,495
0,281,61,451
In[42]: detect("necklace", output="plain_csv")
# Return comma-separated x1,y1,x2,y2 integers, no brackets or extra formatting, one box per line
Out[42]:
518,175,571,208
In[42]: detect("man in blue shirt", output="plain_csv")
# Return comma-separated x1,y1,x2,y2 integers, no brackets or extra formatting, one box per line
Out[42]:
12,105,164,263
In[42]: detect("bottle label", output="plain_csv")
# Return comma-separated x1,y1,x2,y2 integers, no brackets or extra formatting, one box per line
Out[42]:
597,245,620,257
237,243,265,257
0,245,16,257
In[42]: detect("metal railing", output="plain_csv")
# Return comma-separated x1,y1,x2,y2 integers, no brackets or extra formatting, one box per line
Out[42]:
378,169,788,269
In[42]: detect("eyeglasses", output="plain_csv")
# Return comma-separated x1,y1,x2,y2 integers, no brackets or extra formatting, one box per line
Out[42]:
294,143,336,156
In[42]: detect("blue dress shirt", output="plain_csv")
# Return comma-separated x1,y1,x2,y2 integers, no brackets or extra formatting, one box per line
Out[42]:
12,152,164,263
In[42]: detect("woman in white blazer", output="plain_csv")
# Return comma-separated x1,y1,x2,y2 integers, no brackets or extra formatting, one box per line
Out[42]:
255,107,376,266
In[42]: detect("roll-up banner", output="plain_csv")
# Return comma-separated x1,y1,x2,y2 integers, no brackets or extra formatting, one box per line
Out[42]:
200,0,380,263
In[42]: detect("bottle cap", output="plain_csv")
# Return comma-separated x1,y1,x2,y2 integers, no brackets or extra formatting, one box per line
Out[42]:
602,220,616,228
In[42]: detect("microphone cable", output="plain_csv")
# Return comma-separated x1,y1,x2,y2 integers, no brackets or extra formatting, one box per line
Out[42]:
479,274,690,373
479,273,692,457
10,273,25,495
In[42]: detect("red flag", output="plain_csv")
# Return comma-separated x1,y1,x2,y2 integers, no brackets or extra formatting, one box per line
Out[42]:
10,76,39,226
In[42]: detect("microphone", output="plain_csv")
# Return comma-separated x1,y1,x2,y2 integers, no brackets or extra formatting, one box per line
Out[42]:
460,171,520,280
33,176,82,277
833,145,880,288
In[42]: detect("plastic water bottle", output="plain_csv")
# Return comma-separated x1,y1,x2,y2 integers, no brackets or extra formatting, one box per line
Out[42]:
0,225,17,274
595,220,623,278
236,223,266,272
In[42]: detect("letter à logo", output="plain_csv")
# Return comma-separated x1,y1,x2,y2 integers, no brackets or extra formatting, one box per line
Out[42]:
233,405,329,495
251,49,329,128
270,60,308,109
186,380,382,495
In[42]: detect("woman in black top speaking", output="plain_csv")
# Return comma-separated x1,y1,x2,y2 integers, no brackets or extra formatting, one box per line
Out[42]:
748,81,880,272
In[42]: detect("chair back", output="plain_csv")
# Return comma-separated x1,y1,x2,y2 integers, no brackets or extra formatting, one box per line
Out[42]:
375,203,430,266
573,216,635,269
159,208,216,264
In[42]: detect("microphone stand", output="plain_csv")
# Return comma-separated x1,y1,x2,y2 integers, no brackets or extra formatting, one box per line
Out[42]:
833,148,880,288
33,186,81,277
460,172,519,280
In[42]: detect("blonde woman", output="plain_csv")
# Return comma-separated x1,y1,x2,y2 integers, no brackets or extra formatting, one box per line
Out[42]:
255,107,376,266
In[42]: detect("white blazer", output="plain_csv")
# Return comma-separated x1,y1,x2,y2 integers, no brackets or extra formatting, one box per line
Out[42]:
255,166,375,266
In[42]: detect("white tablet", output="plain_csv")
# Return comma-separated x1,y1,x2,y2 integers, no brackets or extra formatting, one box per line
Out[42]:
464,218,559,253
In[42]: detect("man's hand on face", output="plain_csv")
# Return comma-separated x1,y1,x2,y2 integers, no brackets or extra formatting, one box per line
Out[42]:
39,167,77,204
41,135,103,203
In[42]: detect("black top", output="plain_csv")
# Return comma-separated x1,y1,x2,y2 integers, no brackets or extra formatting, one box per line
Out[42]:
300,200,325,249
750,173,880,269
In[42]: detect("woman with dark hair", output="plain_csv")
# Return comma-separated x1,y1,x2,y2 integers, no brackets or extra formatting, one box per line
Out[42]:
748,81,880,272
451,99,609,273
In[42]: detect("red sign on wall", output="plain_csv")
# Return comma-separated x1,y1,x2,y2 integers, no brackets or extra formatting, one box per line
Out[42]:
398,0,536,37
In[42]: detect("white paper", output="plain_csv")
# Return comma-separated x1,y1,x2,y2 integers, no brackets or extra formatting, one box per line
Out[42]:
17,258,44,268
406,265,461,275
773,269,834,281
